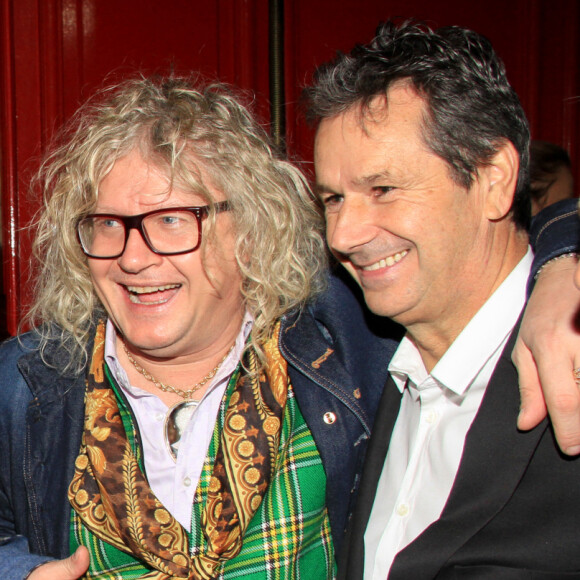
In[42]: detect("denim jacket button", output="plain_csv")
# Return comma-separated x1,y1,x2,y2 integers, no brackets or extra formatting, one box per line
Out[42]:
323,412,337,425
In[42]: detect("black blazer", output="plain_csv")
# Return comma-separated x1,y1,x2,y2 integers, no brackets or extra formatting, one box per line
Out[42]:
340,329,580,580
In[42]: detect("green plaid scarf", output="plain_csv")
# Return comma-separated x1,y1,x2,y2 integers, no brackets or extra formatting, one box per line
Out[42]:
69,321,335,579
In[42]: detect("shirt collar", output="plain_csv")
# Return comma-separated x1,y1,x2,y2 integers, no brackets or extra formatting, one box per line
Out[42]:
104,312,254,398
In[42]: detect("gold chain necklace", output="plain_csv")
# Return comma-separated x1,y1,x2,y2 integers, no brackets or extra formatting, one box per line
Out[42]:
122,342,235,400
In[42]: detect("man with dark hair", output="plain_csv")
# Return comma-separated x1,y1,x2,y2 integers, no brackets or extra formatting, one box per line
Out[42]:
304,21,580,578
529,140,575,215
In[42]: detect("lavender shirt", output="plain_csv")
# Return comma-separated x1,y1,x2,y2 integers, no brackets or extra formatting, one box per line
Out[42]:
104,314,253,530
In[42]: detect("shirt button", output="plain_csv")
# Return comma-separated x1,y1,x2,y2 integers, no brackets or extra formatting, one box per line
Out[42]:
396,503,409,517
323,412,337,425
155,412,164,422
425,410,438,424
183,477,192,487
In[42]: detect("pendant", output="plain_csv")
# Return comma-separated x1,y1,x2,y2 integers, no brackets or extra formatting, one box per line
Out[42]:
164,400,199,461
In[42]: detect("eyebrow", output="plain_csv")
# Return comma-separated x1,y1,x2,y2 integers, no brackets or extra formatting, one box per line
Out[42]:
315,168,395,196
352,168,395,187
313,182,338,197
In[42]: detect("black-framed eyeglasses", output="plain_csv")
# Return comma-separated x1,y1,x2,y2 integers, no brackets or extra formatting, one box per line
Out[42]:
76,201,230,259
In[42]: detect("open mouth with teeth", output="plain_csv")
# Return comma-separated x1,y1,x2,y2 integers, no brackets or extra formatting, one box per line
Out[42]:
126,284,181,304
362,250,408,272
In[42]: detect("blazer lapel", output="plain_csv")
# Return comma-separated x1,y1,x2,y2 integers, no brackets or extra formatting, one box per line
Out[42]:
391,331,548,579
339,374,403,580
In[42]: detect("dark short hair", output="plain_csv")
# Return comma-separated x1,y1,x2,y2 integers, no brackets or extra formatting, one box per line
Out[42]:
304,20,531,229
529,140,572,201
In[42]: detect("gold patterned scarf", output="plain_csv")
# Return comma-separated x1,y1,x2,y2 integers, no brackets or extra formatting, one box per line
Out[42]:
69,320,288,579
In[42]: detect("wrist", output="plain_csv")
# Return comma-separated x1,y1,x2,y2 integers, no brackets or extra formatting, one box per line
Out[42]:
534,252,578,281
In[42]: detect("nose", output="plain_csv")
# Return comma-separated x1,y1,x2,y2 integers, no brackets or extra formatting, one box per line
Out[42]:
575,260,580,291
117,228,163,273
326,197,377,257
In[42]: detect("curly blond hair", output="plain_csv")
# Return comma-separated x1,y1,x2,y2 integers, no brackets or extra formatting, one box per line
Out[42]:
25,76,327,374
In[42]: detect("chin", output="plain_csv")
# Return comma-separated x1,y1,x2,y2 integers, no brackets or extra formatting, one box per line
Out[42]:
358,291,386,315
362,294,405,320
122,329,175,351
367,305,395,318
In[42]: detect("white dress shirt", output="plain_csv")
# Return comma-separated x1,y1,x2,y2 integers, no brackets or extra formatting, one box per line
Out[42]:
104,313,253,530
364,248,533,579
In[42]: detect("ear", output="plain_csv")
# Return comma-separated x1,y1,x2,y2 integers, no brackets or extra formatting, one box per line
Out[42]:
480,140,520,221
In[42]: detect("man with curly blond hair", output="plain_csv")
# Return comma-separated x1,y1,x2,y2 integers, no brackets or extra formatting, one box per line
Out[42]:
0,77,334,580
0,72,578,580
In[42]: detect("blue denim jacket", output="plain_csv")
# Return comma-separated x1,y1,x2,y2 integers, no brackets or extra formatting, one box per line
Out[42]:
0,331,88,579
1,199,578,579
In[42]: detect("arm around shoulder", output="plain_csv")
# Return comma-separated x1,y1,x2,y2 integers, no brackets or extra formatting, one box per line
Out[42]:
517,198,580,453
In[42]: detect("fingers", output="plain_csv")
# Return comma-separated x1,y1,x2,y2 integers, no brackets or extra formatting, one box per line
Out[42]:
67,547,90,577
536,357,580,455
28,547,90,580
512,341,580,455
517,255,580,454
514,336,580,454
513,344,547,431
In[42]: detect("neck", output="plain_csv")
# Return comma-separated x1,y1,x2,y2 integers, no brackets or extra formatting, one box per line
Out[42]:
116,317,245,406
409,235,528,373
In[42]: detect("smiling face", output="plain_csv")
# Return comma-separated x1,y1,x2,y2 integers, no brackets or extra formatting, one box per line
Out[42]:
88,149,245,360
315,84,521,349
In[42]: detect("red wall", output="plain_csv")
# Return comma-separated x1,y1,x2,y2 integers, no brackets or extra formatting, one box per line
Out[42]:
1,0,579,335
0,0,271,333
285,1,580,176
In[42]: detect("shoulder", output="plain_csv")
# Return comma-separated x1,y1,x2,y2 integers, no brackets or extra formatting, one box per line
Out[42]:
280,268,400,417
0,326,88,401
282,268,403,356
0,332,40,381
0,333,42,426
